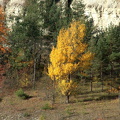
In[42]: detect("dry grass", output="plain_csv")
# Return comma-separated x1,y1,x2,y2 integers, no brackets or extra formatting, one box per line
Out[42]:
0,77,120,120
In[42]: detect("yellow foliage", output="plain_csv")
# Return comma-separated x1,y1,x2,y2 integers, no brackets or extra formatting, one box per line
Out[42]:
48,21,94,81
58,80,77,96
19,73,31,87
48,20,95,98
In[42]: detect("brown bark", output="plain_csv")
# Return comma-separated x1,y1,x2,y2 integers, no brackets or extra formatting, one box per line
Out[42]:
66,95,70,103
100,64,103,92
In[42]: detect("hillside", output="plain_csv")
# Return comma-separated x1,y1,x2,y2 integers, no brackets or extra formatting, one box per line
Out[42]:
0,77,120,120
0,0,120,28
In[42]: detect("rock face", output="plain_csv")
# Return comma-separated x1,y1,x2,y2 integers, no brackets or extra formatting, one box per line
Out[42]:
0,0,120,29
0,0,25,27
82,0,120,29
5,0,25,16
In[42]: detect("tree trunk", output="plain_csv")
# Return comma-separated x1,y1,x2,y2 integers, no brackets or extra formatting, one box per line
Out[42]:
33,42,37,89
33,58,36,89
52,78,55,104
90,69,93,92
66,74,71,103
100,63,103,92
90,81,93,92
66,95,70,103
68,74,71,81
110,68,112,91
118,90,120,107
110,62,114,91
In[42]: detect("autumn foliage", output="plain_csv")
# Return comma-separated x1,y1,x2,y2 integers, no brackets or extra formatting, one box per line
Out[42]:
48,21,94,102
0,6,9,53
0,6,9,88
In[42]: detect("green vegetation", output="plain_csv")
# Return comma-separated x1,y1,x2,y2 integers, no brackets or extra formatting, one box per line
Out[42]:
15,88,30,100
0,78,120,119
41,103,53,110
65,106,74,115
23,112,31,117
0,0,120,119
39,114,46,120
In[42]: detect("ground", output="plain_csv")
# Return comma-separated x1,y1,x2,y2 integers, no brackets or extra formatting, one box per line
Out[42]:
0,77,120,120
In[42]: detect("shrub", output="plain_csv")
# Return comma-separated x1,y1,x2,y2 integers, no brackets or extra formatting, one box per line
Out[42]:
39,114,46,120
41,103,53,110
15,88,30,100
23,112,30,117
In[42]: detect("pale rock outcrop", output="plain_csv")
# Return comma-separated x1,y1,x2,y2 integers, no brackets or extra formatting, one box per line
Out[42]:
61,0,120,29
82,0,120,29
0,0,120,29
1,0,25,27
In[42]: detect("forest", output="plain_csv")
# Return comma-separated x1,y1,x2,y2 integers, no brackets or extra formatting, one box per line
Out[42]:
0,0,120,120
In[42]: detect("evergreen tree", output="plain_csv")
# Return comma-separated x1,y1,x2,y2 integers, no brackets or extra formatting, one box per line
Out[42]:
40,0,62,43
9,0,42,88
71,0,85,21
93,24,120,91
105,25,120,89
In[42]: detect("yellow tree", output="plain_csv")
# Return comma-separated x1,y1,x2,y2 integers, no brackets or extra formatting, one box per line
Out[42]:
48,21,94,103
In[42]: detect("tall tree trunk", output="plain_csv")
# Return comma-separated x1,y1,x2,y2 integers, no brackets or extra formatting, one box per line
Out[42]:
52,77,55,104
90,69,93,92
33,43,36,89
66,95,70,103
66,74,71,103
119,90,120,108
100,64,103,92
110,62,114,91
33,58,36,89
16,69,19,87
68,74,71,82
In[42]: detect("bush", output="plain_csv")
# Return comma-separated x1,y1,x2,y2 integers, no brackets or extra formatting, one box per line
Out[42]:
23,112,31,117
15,88,30,100
39,114,46,120
41,103,53,110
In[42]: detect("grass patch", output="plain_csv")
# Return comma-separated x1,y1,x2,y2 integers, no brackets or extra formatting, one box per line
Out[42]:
23,112,31,117
96,93,118,101
41,103,53,110
78,92,118,102
80,97,94,102
39,114,46,120
65,106,74,115
15,88,31,100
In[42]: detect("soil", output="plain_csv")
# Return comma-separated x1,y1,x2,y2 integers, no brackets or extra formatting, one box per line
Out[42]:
0,78,120,120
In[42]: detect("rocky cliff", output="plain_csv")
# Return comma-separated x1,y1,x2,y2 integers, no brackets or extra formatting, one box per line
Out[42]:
82,0,120,29
0,0,120,29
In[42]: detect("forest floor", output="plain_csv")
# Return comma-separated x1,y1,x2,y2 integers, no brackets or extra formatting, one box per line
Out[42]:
0,76,120,120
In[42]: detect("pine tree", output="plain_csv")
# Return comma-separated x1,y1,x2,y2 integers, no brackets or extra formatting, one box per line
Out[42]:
93,24,120,91
105,25,120,90
71,0,85,21
40,0,62,43
9,0,42,88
